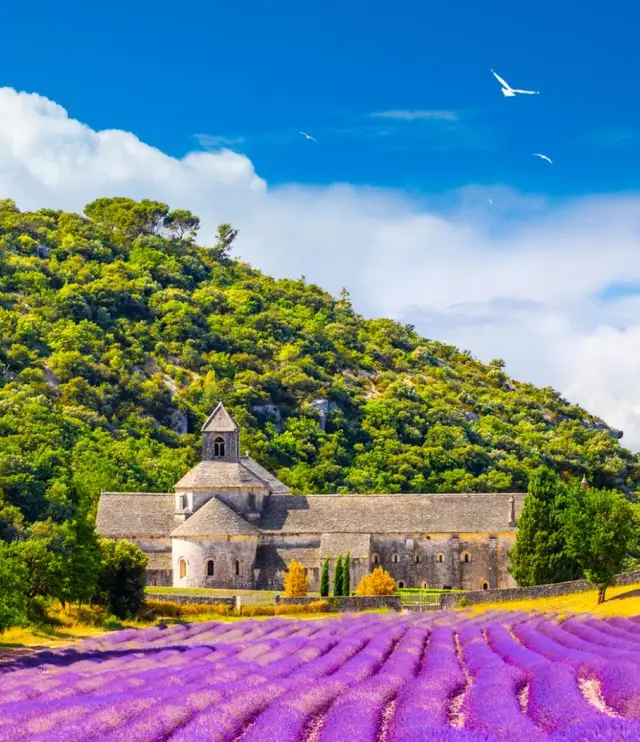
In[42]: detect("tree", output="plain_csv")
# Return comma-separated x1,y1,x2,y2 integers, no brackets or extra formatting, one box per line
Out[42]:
0,542,28,632
283,559,309,597
211,223,237,260
563,486,637,603
56,517,101,606
163,209,200,241
333,556,343,597
355,567,396,596
96,539,148,619
509,467,582,587
320,558,330,597
342,552,351,596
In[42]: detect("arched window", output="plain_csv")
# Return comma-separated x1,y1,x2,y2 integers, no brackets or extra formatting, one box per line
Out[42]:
235,559,242,576
482,581,489,591
248,493,256,510
392,553,399,564
398,581,405,588
460,551,471,564
206,560,214,577
421,581,428,589
179,559,187,579
414,554,421,564
372,553,380,565
436,552,445,564
213,437,225,458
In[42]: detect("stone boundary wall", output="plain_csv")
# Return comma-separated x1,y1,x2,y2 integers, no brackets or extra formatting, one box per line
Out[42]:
439,569,640,610
145,593,236,608
278,595,402,612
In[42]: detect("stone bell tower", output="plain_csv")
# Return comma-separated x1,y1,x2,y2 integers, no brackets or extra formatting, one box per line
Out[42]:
201,401,240,463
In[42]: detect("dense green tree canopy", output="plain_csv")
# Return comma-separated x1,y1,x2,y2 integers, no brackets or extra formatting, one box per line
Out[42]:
0,196,638,531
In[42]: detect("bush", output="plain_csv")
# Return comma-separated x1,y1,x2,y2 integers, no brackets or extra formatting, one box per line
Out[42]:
355,567,396,596
102,615,125,630
240,600,330,617
144,599,233,619
0,542,28,632
457,597,470,608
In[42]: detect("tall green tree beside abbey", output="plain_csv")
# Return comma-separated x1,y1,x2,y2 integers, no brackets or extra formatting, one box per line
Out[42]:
0,195,638,536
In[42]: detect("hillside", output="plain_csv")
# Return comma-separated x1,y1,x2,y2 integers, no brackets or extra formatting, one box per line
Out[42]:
0,196,638,528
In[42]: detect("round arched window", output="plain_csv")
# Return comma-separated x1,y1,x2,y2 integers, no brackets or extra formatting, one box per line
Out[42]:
179,558,187,579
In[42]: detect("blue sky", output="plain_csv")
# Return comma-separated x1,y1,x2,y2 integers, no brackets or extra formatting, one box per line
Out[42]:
1,0,638,197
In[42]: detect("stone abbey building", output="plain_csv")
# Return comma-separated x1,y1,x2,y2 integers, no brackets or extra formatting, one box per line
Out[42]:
97,403,525,592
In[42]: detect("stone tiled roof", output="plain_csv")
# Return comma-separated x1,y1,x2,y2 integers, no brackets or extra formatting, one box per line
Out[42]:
145,552,172,571
171,497,258,538
260,493,526,535
320,533,371,559
174,462,270,490
240,456,291,494
201,402,238,433
255,545,320,570
96,493,175,538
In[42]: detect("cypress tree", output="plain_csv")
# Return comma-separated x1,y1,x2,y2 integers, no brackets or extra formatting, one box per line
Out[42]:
333,555,343,597
342,552,351,596
320,558,330,597
509,467,582,586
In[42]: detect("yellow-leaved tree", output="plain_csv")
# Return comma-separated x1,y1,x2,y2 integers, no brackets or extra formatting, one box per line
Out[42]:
283,560,309,597
355,566,396,596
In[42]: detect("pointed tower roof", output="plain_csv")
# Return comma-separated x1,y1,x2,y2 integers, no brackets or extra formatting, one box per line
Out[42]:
201,401,239,433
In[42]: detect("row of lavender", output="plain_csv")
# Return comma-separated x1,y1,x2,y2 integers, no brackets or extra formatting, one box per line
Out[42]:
2,612,640,740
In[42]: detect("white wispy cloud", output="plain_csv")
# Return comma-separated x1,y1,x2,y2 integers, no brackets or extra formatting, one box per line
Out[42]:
369,109,460,122
194,133,246,148
1,86,640,449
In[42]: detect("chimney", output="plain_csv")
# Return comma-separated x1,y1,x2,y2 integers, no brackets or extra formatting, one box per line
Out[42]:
508,495,516,527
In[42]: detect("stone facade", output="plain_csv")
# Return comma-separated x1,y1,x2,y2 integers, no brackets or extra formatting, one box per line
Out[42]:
96,402,525,591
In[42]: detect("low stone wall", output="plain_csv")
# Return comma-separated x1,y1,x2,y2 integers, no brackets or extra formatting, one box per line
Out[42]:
278,595,401,612
439,569,640,610
145,593,236,608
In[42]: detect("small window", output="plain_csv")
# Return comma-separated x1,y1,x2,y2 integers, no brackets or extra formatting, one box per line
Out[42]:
178,494,186,510
421,581,428,589
179,559,187,579
235,559,242,576
398,581,405,588
372,553,380,565
248,493,256,510
482,581,489,591
392,553,399,564
436,552,445,564
213,436,225,458
414,554,421,564
443,585,452,590
206,560,214,577
460,551,471,564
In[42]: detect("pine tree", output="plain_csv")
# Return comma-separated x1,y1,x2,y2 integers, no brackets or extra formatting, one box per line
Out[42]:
342,552,351,596
333,556,343,597
509,467,582,586
320,558,330,597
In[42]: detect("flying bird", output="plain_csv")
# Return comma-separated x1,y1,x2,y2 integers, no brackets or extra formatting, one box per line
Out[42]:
532,153,553,164
488,199,493,205
491,69,539,97
298,131,318,143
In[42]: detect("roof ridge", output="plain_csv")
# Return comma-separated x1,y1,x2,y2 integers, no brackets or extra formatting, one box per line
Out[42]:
238,459,271,489
269,491,525,498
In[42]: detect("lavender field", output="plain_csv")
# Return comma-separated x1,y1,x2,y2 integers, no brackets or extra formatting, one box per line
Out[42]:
2,612,640,741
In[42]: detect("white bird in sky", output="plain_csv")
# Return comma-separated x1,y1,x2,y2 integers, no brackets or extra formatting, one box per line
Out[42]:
532,153,553,164
298,131,318,143
488,199,493,205
491,69,539,97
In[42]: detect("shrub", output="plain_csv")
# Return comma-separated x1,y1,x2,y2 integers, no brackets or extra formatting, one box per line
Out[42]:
240,601,330,617
283,560,309,597
457,597,470,608
355,567,396,596
102,615,125,630
95,539,147,619
144,599,232,618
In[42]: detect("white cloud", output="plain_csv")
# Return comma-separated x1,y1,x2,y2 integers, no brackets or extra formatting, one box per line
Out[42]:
194,133,246,149
2,86,640,449
369,110,459,121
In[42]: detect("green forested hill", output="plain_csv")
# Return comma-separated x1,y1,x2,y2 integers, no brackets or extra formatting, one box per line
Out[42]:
0,196,637,528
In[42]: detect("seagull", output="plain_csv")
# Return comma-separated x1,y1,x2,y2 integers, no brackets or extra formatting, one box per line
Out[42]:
491,69,539,97
298,131,318,143
488,199,493,205
532,153,553,164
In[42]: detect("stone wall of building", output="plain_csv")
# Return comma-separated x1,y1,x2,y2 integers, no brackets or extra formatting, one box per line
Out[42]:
439,569,640,609
369,533,517,591
147,570,172,587
172,535,258,589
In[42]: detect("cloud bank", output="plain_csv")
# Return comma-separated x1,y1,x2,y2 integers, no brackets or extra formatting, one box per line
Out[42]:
1,87,640,448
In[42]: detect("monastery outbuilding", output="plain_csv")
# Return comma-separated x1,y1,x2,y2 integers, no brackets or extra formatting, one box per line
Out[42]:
96,403,525,592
